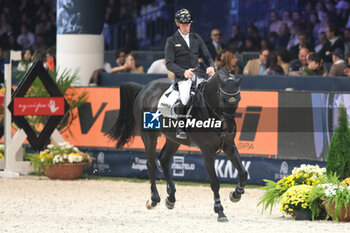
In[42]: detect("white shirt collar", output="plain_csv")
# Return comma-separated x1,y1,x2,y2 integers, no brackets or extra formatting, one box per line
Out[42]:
178,29,190,47
212,41,220,49
329,37,339,46
334,59,345,65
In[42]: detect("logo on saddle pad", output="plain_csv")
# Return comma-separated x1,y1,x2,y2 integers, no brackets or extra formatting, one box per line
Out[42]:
143,111,161,129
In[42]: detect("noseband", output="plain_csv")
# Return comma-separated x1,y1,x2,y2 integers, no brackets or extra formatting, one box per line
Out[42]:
218,87,240,118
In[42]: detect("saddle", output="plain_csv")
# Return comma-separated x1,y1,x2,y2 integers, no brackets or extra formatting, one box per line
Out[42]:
157,79,207,119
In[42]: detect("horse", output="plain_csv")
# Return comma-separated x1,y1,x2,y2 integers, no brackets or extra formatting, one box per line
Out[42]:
107,69,248,222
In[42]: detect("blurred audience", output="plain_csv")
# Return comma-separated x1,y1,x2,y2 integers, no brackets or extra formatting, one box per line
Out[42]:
220,50,242,75
319,24,344,62
147,58,168,74
301,52,323,76
276,47,290,74
264,51,284,75
289,32,313,60
111,53,144,73
17,49,33,71
328,48,347,76
243,49,269,75
44,47,55,72
206,28,225,60
289,48,310,76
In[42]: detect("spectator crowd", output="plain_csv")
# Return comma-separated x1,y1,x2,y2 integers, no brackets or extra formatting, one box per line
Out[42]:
2,0,350,79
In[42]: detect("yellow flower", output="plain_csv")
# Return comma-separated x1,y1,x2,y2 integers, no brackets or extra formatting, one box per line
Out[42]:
69,152,81,156
0,88,5,94
0,154,4,160
39,151,48,159
341,178,350,186
45,153,54,159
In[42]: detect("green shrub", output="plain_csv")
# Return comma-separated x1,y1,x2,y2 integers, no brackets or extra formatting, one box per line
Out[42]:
326,104,350,180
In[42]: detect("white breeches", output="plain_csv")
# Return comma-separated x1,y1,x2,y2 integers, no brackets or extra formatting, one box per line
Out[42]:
178,75,199,105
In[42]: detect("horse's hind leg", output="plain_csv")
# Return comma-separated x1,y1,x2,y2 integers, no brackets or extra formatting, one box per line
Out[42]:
159,139,180,209
142,132,161,209
225,143,248,203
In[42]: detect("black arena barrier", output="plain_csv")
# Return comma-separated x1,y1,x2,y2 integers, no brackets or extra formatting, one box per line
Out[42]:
100,73,165,87
99,73,350,91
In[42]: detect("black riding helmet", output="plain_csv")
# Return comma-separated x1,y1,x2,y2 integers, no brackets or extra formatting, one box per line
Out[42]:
175,9,193,24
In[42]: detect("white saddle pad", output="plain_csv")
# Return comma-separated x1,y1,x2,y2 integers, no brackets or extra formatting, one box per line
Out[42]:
157,84,180,119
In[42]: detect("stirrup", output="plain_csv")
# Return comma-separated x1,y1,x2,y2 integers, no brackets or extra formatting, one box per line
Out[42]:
176,128,187,139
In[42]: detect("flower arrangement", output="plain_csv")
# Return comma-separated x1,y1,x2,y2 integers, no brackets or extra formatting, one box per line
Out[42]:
280,185,313,215
27,142,91,173
292,164,326,179
308,174,350,221
258,164,326,214
0,144,4,160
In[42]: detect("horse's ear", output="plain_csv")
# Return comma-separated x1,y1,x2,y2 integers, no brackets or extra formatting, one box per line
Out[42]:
238,76,244,85
216,73,225,86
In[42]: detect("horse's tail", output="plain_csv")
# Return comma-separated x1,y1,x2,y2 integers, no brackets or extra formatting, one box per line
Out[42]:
106,82,143,149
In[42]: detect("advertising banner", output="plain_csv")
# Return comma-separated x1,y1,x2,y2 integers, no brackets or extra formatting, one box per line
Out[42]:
61,88,278,156
13,97,65,116
86,149,326,185
3,86,349,162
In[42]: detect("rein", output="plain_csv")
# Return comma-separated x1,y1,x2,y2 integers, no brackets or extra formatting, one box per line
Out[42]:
201,79,236,155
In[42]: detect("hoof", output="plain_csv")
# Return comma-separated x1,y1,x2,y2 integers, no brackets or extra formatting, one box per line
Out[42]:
229,190,241,203
165,197,175,210
217,215,229,222
146,200,158,209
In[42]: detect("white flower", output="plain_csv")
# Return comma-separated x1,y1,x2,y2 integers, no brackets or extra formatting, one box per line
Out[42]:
68,154,83,163
47,144,54,149
292,164,326,178
320,184,344,197
53,155,63,164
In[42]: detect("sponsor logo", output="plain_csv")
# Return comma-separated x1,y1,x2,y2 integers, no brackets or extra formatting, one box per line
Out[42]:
171,156,195,177
13,97,65,116
163,118,222,129
92,152,110,173
160,103,171,108
131,157,148,171
274,161,289,180
143,111,161,129
215,159,251,179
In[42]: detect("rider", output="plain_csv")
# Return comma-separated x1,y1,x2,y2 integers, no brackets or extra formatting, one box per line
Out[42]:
165,8,216,139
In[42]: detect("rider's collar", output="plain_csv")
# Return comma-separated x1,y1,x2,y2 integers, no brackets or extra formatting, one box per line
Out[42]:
178,29,189,38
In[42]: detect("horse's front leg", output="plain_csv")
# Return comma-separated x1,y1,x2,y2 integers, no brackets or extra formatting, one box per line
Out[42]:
202,151,228,222
225,143,248,203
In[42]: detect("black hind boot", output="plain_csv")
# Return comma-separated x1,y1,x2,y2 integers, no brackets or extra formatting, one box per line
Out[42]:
176,103,187,139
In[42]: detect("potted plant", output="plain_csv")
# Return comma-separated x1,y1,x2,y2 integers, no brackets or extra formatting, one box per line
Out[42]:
0,144,4,160
21,69,88,135
308,174,350,222
280,184,313,220
258,164,326,214
326,104,350,180
27,142,92,180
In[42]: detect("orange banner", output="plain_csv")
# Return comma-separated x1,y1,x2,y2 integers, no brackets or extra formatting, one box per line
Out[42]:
1,87,278,155
60,88,278,156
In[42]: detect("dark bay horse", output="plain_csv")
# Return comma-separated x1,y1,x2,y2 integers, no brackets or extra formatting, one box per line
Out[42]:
107,69,248,222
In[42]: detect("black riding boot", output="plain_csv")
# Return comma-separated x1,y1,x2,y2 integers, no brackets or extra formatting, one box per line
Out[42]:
176,103,187,139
